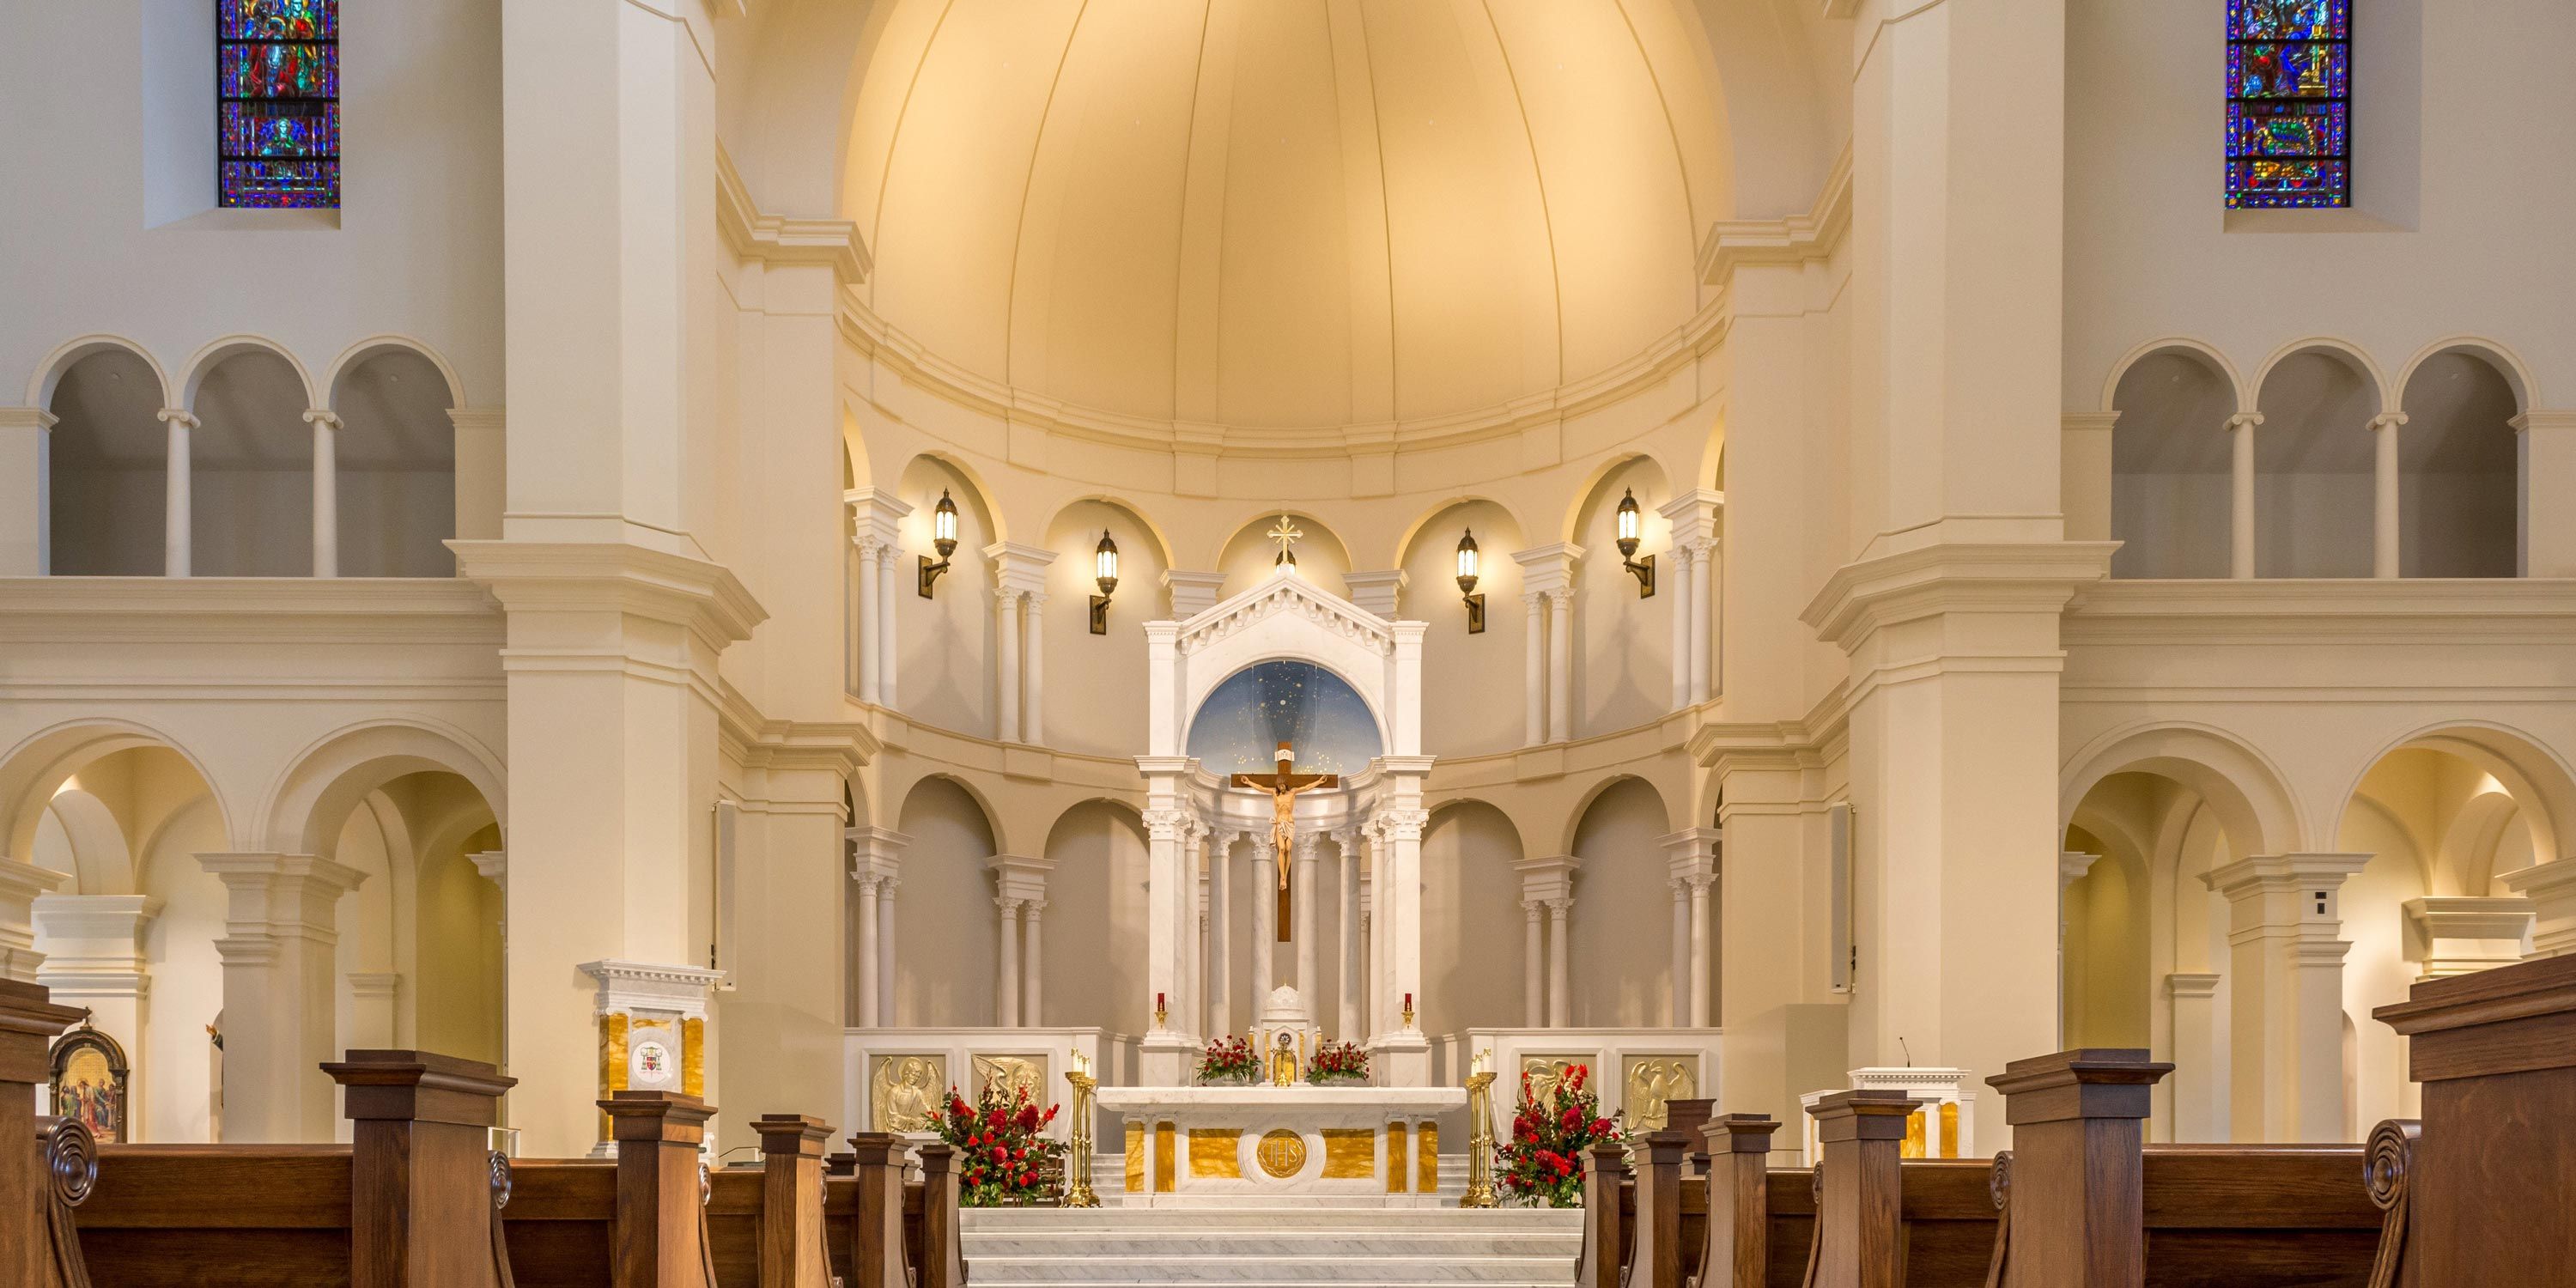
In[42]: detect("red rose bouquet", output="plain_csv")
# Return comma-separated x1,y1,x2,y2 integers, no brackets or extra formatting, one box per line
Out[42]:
1197,1034,1259,1084
1304,1040,1371,1085
936,1082,1066,1206
1493,1063,1621,1207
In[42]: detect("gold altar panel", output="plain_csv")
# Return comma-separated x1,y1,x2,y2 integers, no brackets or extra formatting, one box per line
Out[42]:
1320,1127,1376,1179
1124,1121,1145,1193
1621,1055,1698,1132
1385,1121,1408,1193
1941,1102,1959,1156
1255,1129,1307,1179
1154,1121,1176,1193
870,1055,947,1133
1416,1123,1439,1192
1521,1054,1598,1109
1191,1127,1244,1178
975,1054,1046,1102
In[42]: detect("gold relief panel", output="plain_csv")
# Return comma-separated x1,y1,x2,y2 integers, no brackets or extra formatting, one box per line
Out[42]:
1190,1127,1244,1179
974,1054,1046,1103
1621,1056,1698,1133
870,1054,947,1133
1520,1054,1598,1109
1255,1129,1308,1180
1320,1127,1376,1180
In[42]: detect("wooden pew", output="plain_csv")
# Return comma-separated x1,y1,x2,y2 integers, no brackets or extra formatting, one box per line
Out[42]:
704,1115,836,1288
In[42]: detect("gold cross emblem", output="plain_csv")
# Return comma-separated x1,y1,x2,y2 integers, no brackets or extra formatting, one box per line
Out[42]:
1267,514,1303,562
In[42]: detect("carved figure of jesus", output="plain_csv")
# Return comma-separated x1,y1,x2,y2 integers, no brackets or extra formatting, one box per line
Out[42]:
1230,741,1338,941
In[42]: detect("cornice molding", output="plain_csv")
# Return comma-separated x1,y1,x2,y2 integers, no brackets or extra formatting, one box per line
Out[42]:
1801,540,2118,650
1697,145,1853,287
715,144,872,285
2064,578,2576,645
0,576,502,644
449,540,767,651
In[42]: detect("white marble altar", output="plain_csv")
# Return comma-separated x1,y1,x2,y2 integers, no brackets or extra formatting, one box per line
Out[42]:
1098,1084,1466,1206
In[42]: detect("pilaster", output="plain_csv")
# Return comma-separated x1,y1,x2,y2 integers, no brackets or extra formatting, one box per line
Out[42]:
198,853,368,1141
2512,410,2576,577
2201,853,2369,1141
31,894,160,1132
1162,569,1228,621
2500,858,2576,958
0,857,67,983
0,407,56,575
1343,569,1406,619
2402,896,2536,978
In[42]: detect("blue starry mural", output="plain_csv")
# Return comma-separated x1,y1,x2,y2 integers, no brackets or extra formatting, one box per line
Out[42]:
1186,660,1383,776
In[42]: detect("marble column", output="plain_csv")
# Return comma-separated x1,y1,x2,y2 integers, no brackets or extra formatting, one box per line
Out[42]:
847,489,911,708
304,410,339,577
1546,898,1573,1027
1336,829,1360,1041
1666,542,1694,711
854,873,882,1026
2227,413,2262,580
1514,854,1577,1030
2372,413,2406,578
1521,592,1546,745
1359,873,1376,1037
1294,834,1321,1008
1197,871,1212,1036
877,876,899,1024
877,549,901,705
1023,591,1047,745
994,590,1022,743
157,409,194,576
2202,853,2369,1141
1022,901,1045,1027
1251,840,1276,1005
1522,902,1546,1027
854,538,883,702
1546,590,1574,743
850,827,906,1026
198,853,368,1142
1687,873,1714,1027
1668,880,1692,1027
1207,832,1233,1037
1687,539,1716,703
994,897,1022,1027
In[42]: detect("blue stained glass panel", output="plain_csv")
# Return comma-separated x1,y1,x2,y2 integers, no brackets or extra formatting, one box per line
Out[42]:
217,0,338,209
2226,0,2349,209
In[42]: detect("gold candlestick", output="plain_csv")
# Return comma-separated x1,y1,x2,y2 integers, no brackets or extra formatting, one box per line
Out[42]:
1064,1062,1100,1208
1461,1069,1499,1208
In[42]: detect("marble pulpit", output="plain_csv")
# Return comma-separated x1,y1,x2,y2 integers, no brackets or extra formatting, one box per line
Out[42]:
1097,1084,1465,1206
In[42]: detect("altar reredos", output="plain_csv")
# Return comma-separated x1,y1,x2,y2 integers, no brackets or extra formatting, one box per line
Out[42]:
1146,568,1425,763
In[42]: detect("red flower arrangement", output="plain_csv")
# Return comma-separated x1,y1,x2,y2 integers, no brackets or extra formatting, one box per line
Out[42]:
1493,1063,1621,1207
1304,1040,1371,1085
1196,1034,1259,1084
935,1082,1066,1206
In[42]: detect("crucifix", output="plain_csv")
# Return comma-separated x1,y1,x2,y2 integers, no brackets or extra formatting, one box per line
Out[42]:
1231,740,1337,941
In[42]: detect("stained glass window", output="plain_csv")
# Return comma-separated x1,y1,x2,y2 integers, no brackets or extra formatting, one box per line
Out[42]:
216,0,339,208
2227,0,2350,209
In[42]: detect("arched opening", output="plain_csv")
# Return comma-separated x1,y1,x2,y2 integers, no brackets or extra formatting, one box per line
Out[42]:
190,345,315,576
891,775,999,1027
891,456,999,733
1566,776,1674,1027
2109,348,2237,579
1184,659,1383,778
46,346,170,576
1218,510,1351,601
328,345,459,577
1569,457,1674,737
2396,349,2518,578
1399,500,1528,758
2254,348,2377,579
1041,499,1170,756
1419,799,1526,1035
1039,800,1151,1036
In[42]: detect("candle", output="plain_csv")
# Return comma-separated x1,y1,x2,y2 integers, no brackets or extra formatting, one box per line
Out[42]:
1157,992,1166,1011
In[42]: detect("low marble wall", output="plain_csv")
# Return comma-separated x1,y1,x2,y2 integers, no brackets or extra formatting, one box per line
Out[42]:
1439,1028,1722,1137
845,1027,1140,1143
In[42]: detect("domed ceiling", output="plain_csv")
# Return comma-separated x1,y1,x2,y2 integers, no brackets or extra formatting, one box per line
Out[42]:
841,0,1733,435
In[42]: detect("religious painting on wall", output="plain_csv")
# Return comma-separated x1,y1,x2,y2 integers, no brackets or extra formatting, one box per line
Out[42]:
50,1024,130,1145
1621,1055,1699,1133
871,1054,945,1133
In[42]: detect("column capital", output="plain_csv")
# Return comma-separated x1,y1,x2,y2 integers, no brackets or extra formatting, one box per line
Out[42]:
2164,971,2221,999
0,406,59,432
2403,895,2536,977
2369,411,2409,431
986,854,1057,904
848,825,910,883
842,487,914,550
1546,896,1575,915
301,408,343,430
468,848,507,891
577,958,724,1019
1656,489,1724,547
2060,850,2101,889
1161,568,1229,619
2201,852,2371,902
197,853,367,946
0,858,70,981
986,540,1058,597
1514,854,1578,903
1510,543,1587,596
155,407,199,428
993,896,1024,914
2510,409,2576,434
1659,828,1720,883
2226,411,2264,431
1343,568,1407,618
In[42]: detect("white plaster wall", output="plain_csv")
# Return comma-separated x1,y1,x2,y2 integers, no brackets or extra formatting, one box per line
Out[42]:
138,793,225,1143
1039,502,1164,758
892,776,999,1028
1572,458,1676,739
2335,804,2427,1133
1038,801,1150,1036
1419,801,1527,1034
894,457,999,736
1566,778,1676,1028
1400,501,1528,759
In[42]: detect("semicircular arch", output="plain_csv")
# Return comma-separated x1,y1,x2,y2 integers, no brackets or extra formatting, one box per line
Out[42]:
2060,722,2304,859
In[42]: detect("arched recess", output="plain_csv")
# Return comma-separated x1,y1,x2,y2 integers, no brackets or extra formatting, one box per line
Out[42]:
2060,723,2305,861
258,720,507,858
2107,343,2239,579
186,339,317,577
2394,346,2520,578
1566,775,1675,1028
1217,510,1351,602
890,775,999,1027
42,341,173,576
2334,722,2576,892
1398,499,1528,758
2251,342,2387,579
1040,799,1151,1036
1568,455,1675,738
2059,820,2151,1050
326,340,462,577
0,720,236,866
892,454,1001,734
1041,499,1170,756
32,787,136,896
1419,799,1528,1035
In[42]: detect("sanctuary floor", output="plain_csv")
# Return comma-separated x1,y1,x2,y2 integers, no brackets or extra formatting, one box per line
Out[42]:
959,1206,1583,1287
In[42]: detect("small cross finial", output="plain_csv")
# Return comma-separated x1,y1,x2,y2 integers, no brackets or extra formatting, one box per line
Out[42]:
1267,513,1303,562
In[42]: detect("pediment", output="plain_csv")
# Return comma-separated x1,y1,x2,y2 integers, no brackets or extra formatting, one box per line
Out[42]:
1176,570,1393,659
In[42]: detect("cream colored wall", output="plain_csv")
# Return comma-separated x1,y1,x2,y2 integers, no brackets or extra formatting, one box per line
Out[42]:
1039,502,1165,759
1571,457,1677,738
414,825,505,1068
892,776,999,1029
1566,777,1676,1029
140,794,225,1143
1037,801,1150,1036
895,457,999,736
1399,501,1528,758
1419,801,1527,1034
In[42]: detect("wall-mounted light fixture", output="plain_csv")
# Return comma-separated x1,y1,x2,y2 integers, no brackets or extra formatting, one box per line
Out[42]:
1091,530,1120,634
1615,488,1656,597
918,489,960,597
1455,529,1485,634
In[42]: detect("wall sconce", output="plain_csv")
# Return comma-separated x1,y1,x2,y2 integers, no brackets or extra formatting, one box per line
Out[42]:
918,489,959,597
1615,488,1656,598
1091,530,1120,635
1455,529,1485,635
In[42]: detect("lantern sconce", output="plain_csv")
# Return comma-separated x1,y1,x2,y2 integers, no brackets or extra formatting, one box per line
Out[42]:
918,489,960,597
1455,529,1486,635
1614,488,1656,598
1090,530,1120,635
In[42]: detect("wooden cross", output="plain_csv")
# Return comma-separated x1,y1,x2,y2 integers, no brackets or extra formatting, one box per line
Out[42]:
1231,740,1337,942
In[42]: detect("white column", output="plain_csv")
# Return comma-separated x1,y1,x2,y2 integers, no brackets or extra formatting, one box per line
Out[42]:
1687,539,1715,703
1294,834,1320,1006
1177,823,1201,1035
1521,592,1546,746
1022,901,1044,1027
878,877,899,1024
854,540,883,703
995,897,1023,1028
0,407,54,575
1687,873,1714,1028
31,895,161,1133
854,874,881,1026
1546,897,1572,1027
2228,413,2262,579
1522,901,1546,1028
197,853,367,1142
2165,973,2224,1143
1337,831,1360,1042
158,409,194,577
1546,590,1574,742
994,591,1023,743
2372,413,2406,578
1023,591,1047,745
878,551,901,707
1251,840,1276,1005
1374,805,1431,1084
1359,874,1376,1037
304,410,339,577
1197,872,1212,1035
1668,880,1692,1027
1207,833,1233,1037
1667,543,1694,711
2202,853,2369,1142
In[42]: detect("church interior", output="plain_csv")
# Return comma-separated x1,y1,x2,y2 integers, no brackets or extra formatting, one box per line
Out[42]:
5,0,2575,1283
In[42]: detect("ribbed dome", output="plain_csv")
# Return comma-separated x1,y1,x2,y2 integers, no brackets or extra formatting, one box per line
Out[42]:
841,0,1731,434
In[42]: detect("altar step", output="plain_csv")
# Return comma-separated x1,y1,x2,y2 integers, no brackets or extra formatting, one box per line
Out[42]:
960,1206,1583,1286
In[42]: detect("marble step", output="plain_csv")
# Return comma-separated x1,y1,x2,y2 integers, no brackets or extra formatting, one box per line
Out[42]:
963,1254,1575,1285
964,1231,1581,1259
962,1207,1582,1231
